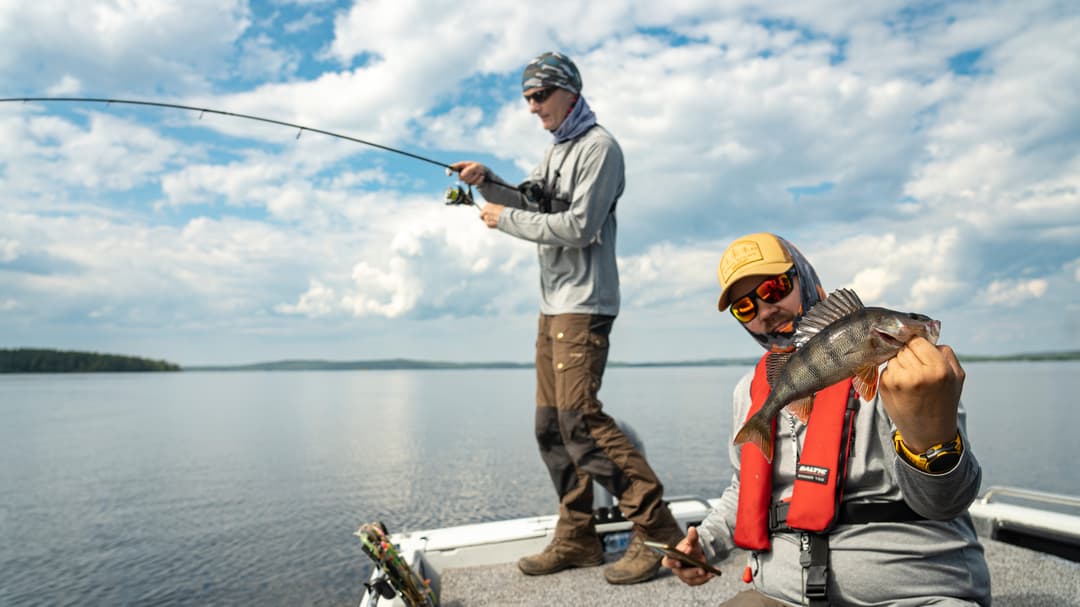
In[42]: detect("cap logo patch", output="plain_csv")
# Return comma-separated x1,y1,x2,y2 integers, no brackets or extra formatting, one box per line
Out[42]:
720,241,764,282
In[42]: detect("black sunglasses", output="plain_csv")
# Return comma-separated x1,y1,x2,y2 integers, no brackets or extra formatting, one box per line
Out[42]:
523,87,555,104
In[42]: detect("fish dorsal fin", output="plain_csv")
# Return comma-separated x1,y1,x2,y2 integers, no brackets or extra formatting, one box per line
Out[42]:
794,288,865,349
765,352,793,387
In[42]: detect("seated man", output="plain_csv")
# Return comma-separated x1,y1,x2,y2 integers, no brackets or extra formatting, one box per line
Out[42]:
665,232,990,606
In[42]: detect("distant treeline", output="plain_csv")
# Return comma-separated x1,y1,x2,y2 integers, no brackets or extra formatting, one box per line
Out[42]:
186,359,533,371
958,350,1080,362
0,348,180,373
189,352,1080,372
185,357,762,371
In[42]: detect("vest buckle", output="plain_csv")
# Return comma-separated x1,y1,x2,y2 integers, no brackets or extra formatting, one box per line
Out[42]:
805,565,828,599
768,500,791,532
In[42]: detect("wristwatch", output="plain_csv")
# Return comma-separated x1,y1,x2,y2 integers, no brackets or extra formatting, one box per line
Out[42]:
893,431,964,474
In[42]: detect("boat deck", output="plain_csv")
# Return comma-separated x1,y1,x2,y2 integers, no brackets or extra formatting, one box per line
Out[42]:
362,490,1080,607
437,539,1079,606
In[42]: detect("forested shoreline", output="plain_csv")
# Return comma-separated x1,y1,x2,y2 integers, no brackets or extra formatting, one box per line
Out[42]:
0,349,180,373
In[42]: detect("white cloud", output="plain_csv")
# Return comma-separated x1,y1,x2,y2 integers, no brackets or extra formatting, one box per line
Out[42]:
162,158,288,207
236,34,300,81
0,110,183,202
808,229,966,311
619,242,721,309
0,238,19,262
0,0,251,94
342,258,421,318
981,279,1049,306
848,267,894,303
45,75,82,96
275,279,338,317
283,12,323,34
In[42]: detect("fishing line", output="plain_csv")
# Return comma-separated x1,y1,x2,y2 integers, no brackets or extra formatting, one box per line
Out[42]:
1,96,454,170
0,96,507,208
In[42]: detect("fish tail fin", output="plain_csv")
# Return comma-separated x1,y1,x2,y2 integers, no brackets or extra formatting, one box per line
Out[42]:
784,395,814,423
734,414,775,463
853,364,880,400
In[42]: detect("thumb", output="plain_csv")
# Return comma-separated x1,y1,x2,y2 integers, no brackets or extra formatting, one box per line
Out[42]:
686,525,699,545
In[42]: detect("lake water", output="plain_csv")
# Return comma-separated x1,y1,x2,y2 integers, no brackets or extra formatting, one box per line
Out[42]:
1,362,1077,606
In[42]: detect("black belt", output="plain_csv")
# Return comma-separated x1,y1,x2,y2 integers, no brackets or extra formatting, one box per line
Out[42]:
768,499,925,533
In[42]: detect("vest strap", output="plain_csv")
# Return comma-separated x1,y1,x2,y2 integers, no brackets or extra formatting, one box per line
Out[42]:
802,533,830,606
785,383,857,531
770,500,927,532
733,356,776,551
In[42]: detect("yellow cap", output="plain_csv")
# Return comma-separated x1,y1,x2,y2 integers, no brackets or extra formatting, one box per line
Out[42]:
716,233,794,310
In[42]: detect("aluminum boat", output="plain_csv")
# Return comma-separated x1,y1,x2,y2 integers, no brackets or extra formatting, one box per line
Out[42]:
358,485,1080,606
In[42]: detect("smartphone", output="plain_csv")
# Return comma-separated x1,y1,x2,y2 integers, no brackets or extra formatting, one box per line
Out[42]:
642,540,724,576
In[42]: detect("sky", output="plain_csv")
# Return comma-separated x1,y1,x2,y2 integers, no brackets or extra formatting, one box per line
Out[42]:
1,0,1078,366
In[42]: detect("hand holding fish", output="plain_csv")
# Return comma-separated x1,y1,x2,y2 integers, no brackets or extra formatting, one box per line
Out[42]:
879,338,964,452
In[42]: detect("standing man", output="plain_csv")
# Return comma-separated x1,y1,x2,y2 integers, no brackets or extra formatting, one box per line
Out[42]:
664,233,990,605
450,51,683,585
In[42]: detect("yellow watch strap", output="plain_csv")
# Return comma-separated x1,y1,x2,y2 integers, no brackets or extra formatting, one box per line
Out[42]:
893,431,963,474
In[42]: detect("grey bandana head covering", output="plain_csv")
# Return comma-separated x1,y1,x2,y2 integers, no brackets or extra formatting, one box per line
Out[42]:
746,237,826,353
522,51,582,94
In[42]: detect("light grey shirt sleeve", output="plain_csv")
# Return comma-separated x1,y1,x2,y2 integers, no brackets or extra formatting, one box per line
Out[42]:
887,402,981,519
696,372,753,563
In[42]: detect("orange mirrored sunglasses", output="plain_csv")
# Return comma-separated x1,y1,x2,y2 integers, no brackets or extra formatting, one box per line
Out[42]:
729,267,797,323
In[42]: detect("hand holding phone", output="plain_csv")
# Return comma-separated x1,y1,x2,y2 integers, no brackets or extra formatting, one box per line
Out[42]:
643,540,724,577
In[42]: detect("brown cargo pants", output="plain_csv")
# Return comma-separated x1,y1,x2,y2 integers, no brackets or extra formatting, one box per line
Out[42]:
534,313,679,540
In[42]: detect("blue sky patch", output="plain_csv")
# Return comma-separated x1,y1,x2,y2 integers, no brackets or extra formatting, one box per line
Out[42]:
787,181,835,202
948,49,985,75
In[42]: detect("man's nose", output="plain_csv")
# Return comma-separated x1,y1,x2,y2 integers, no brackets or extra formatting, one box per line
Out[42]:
756,300,781,324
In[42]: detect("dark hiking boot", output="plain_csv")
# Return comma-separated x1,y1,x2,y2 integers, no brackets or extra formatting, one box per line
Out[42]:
517,536,605,576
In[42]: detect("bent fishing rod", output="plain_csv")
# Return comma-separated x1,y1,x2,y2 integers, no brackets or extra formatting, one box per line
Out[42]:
0,96,511,209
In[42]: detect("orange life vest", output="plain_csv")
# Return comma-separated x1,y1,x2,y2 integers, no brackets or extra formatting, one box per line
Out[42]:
734,353,858,550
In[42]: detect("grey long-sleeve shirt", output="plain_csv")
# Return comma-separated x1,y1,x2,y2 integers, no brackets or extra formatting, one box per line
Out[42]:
696,370,992,606
477,125,623,316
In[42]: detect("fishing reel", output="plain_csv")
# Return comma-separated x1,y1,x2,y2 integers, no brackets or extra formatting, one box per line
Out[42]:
443,184,477,208
518,179,569,214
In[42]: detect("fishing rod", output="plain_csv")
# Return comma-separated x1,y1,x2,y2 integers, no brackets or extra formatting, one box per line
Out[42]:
0,96,491,209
